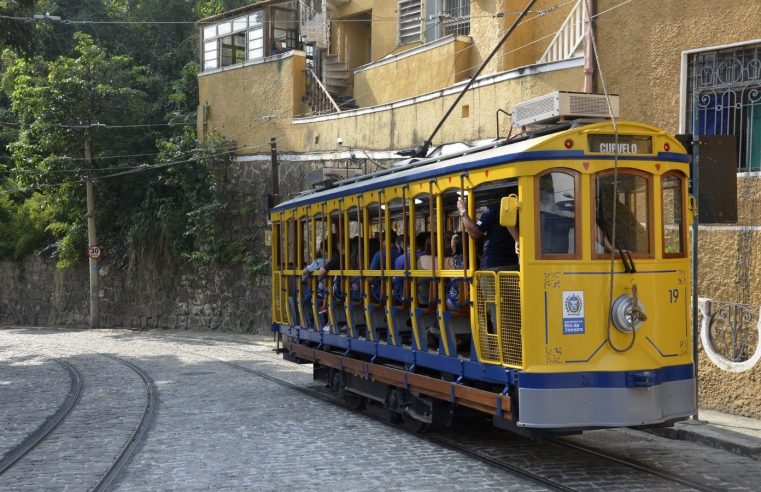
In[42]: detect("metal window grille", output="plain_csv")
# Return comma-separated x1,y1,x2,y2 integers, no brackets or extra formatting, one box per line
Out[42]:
398,0,422,45
441,0,470,37
686,42,761,172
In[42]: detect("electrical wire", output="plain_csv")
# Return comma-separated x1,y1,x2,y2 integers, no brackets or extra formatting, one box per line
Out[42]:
583,0,636,353
0,121,194,129
1,0,639,190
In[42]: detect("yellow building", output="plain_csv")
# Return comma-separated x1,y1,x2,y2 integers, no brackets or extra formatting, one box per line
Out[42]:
197,0,761,418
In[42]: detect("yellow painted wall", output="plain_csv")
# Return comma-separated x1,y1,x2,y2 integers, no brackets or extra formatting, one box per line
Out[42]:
595,0,761,129
331,0,398,62
354,36,473,106
197,52,307,149
198,61,584,152
499,0,575,71
594,0,761,418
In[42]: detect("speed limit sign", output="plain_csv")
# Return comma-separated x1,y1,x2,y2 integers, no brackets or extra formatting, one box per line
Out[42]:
88,245,102,260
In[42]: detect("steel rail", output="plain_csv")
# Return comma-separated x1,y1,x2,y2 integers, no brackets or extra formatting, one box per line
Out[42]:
93,355,158,492
0,359,84,475
548,438,723,492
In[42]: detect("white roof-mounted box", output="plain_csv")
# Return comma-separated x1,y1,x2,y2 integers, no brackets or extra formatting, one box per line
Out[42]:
512,91,619,127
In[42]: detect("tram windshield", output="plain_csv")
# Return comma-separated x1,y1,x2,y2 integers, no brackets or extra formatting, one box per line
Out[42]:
595,172,650,255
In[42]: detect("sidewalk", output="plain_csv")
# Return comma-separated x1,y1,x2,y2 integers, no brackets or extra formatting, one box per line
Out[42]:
649,409,761,460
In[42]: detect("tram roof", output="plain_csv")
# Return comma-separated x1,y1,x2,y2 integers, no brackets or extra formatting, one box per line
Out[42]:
270,121,687,214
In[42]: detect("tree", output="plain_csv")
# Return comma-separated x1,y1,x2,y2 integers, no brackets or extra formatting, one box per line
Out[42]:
1,32,152,266
0,0,36,54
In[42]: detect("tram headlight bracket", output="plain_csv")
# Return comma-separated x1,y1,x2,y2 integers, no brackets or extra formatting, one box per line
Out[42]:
611,294,647,333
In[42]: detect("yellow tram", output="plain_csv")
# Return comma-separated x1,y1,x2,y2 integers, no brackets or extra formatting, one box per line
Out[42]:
271,119,695,432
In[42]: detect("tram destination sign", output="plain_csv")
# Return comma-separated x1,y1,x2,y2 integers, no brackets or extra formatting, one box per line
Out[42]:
588,134,653,155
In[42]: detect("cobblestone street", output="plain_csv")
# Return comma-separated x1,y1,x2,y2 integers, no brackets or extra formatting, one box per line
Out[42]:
0,327,759,491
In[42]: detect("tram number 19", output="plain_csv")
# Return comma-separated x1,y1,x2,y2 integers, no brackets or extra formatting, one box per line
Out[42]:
668,289,679,304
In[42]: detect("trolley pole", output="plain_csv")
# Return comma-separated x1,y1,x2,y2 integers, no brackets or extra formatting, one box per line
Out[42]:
85,129,99,329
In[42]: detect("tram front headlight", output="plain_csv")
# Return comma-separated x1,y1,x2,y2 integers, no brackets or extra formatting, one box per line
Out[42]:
611,294,647,333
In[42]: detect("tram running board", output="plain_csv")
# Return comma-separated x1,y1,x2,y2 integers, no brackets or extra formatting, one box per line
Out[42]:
284,340,512,421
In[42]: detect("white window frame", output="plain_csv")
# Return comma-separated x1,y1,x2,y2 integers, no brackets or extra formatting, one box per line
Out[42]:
201,9,268,72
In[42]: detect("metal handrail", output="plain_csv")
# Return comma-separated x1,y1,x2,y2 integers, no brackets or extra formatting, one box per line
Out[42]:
306,68,341,113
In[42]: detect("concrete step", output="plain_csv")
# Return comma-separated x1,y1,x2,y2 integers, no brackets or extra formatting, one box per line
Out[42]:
325,73,349,82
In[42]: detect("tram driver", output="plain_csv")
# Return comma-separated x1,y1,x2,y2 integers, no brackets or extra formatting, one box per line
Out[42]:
456,197,519,271
457,195,519,333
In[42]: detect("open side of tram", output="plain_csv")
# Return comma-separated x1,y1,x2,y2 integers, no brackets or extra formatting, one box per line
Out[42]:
270,120,696,433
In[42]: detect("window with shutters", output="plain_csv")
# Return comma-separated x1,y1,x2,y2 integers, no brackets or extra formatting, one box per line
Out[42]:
398,0,422,45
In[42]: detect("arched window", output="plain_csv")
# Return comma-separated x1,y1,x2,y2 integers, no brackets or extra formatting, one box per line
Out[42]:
536,169,580,259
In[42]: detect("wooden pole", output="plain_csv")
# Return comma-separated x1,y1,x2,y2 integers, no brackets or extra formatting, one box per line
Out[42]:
85,127,99,329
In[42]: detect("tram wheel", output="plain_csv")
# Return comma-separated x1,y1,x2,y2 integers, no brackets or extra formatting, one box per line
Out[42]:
402,414,431,433
343,391,366,410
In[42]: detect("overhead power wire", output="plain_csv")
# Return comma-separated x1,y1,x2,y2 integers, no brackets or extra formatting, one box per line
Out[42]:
0,121,194,129
582,0,636,353
417,0,538,157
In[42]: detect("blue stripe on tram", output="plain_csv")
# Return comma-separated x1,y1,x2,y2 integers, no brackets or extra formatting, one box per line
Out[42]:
517,364,694,389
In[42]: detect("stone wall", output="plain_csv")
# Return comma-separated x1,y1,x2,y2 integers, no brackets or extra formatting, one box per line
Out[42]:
0,256,272,333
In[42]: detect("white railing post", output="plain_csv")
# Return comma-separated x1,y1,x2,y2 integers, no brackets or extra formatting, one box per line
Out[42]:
538,0,588,64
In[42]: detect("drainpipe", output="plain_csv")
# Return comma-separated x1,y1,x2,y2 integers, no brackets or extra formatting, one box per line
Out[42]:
583,0,597,93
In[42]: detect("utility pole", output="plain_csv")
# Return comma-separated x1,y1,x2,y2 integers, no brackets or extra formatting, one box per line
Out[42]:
85,128,99,329
270,137,280,204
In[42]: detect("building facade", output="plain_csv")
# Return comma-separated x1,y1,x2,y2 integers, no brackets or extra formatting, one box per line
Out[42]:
197,0,761,417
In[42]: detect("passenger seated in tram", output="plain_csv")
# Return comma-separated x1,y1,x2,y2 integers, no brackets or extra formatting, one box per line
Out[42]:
348,237,362,302
444,234,464,311
391,234,408,304
301,244,326,302
318,234,341,314
369,230,400,302
416,234,436,306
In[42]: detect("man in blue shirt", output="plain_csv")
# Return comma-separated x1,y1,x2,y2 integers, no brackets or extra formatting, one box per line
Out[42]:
457,198,519,270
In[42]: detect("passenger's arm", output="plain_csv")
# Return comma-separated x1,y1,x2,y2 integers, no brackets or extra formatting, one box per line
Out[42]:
457,198,483,240
508,225,519,255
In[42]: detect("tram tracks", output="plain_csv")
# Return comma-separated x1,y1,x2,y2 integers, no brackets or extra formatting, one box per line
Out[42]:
0,359,83,474
175,344,573,491
0,352,157,492
93,354,158,492
165,334,724,492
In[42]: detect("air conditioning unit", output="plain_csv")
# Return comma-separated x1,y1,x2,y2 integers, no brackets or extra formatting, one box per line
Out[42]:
512,91,619,127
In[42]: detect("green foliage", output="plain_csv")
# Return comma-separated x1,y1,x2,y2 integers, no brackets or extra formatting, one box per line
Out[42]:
0,0,36,54
0,192,50,259
0,2,264,273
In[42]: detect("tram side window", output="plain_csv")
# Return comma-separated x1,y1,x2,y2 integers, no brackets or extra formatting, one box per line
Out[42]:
538,171,578,256
662,174,685,257
596,173,650,255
